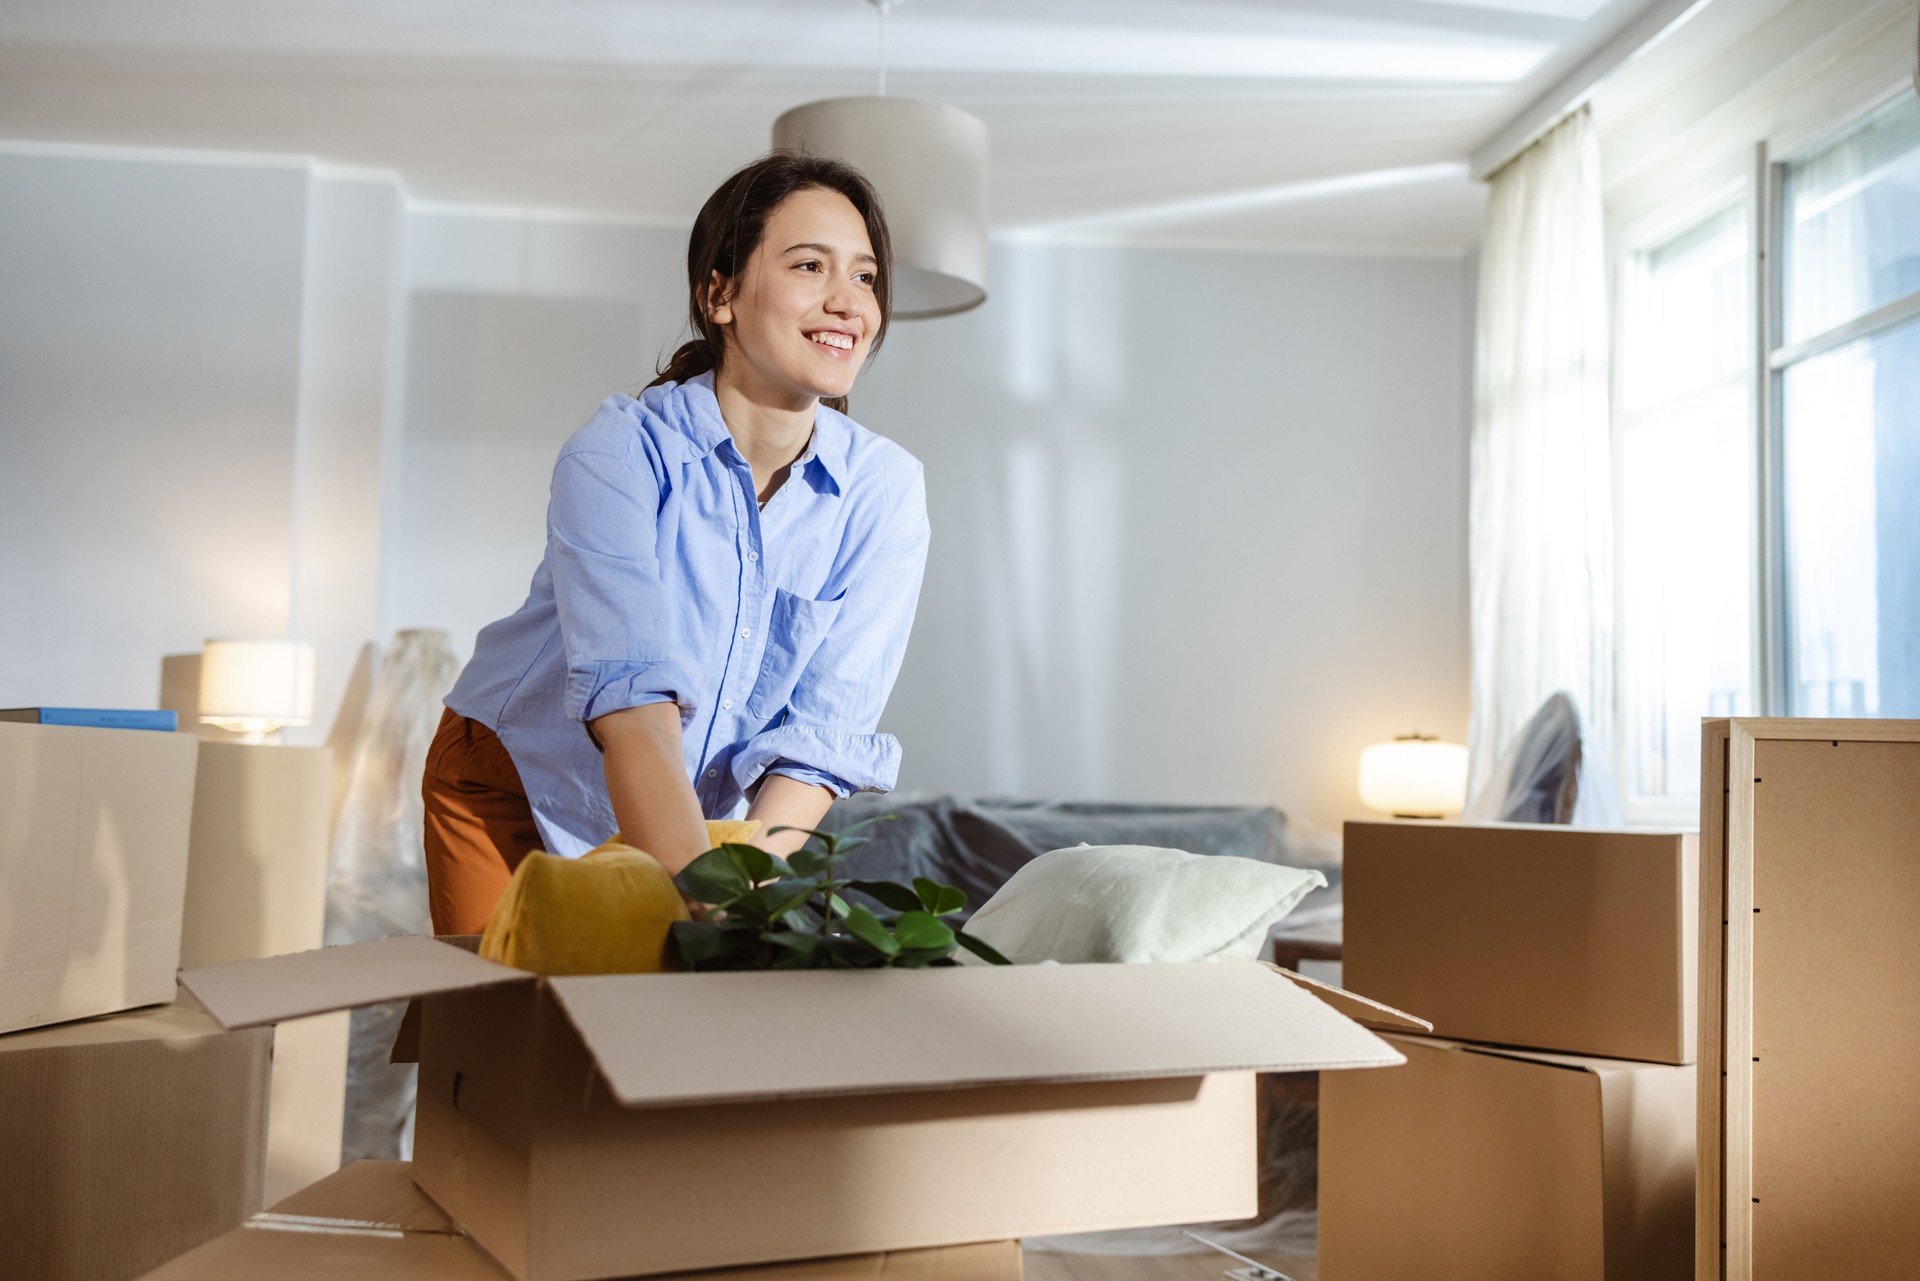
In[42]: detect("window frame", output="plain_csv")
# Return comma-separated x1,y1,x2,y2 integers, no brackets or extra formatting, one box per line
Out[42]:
1759,87,1920,722
1608,77,1920,824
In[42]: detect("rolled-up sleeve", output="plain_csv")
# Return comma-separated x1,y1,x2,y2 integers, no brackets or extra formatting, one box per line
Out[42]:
732,463,930,797
547,447,696,729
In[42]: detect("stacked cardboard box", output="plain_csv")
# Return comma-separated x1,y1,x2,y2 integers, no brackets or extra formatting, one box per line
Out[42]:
0,992,271,1280
143,1160,1021,1279
0,721,200,1034
1320,821,1699,1281
178,934,1431,1280
0,723,276,1279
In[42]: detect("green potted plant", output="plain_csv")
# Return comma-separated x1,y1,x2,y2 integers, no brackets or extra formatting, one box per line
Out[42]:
669,817,1010,970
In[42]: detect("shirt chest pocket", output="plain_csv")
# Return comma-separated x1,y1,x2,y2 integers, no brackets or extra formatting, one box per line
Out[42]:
746,587,845,720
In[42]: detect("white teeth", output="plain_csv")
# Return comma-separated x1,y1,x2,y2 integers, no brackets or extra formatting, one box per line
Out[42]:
808,331,854,350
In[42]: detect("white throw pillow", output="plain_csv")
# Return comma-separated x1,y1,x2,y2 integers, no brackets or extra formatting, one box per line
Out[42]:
962,844,1327,965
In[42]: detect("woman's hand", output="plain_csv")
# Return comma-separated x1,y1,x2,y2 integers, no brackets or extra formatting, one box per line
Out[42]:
592,702,712,877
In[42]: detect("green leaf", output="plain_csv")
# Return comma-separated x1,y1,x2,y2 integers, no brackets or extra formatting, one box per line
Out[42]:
834,813,900,837
787,848,832,879
912,878,968,916
850,879,924,913
892,947,952,969
841,904,900,956
674,848,752,905
822,935,880,967
892,910,956,952
764,930,823,968
669,920,759,970
716,843,781,885
731,878,817,923
954,931,1013,966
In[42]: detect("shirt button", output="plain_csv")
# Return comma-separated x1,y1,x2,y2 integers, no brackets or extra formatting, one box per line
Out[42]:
746,551,759,562
740,627,751,638
706,769,718,779
722,699,733,710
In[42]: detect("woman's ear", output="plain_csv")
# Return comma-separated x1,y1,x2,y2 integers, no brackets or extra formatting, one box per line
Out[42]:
706,269,735,326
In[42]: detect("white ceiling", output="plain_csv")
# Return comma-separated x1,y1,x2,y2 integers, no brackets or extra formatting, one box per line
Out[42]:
0,0,1665,255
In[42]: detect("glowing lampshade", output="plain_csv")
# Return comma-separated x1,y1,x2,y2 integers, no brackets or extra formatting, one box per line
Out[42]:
1358,735,1469,819
199,639,315,744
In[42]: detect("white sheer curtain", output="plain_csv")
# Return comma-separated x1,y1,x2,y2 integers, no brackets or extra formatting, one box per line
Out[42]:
1468,108,1615,799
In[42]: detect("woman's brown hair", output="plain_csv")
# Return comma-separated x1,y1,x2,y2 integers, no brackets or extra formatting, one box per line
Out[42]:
649,151,893,415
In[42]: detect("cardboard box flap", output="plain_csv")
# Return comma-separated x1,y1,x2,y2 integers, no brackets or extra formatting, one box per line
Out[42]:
179,935,527,1030
1269,965,1432,1032
549,961,1404,1107
1380,1031,1648,1076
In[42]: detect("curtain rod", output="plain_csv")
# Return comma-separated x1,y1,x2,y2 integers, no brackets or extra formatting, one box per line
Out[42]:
1468,0,1715,183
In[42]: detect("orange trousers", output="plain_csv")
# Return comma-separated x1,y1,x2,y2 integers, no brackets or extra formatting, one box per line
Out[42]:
421,708,542,935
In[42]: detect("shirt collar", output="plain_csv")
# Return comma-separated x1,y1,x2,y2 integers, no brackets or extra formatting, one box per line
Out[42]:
676,370,850,495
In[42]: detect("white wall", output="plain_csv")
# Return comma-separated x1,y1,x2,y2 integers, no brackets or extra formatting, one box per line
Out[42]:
0,146,1470,830
860,243,1471,832
0,147,309,709
0,145,405,750
382,210,682,652
387,214,1471,832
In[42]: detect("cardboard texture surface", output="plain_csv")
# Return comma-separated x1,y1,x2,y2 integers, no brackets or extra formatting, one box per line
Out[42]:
181,933,525,1027
422,983,1252,1278
547,959,1402,1105
1320,1033,1694,1281
0,721,199,1034
1699,725,1920,1281
178,742,334,969
142,1160,1022,1280
183,937,1409,1279
179,740,348,1203
0,991,271,1281
1344,820,1697,1063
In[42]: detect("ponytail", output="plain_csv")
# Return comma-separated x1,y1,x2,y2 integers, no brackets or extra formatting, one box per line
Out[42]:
650,338,717,391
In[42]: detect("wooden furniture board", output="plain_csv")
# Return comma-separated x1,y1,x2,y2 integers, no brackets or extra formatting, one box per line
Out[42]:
1698,719,1920,1281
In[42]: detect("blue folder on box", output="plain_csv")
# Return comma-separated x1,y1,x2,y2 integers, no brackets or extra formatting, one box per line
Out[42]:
0,707,178,732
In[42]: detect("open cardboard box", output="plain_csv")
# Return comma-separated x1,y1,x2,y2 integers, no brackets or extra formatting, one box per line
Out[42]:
181,936,1425,1281
142,1159,1021,1280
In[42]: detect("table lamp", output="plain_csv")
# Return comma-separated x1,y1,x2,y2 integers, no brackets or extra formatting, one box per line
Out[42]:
198,639,315,744
1357,733,1468,819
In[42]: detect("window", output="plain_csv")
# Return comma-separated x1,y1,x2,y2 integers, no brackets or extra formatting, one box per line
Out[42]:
1618,205,1755,808
1614,90,1920,815
1775,96,1920,719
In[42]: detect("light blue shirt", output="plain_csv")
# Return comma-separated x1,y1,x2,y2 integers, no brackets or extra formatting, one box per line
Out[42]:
445,372,930,858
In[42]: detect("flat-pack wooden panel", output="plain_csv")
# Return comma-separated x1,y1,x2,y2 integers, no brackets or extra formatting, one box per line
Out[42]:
1698,719,1920,1281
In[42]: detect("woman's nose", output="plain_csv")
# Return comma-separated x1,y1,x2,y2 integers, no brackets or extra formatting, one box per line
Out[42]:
825,279,862,318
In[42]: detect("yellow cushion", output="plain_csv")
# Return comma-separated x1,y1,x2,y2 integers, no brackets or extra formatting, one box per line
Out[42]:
478,820,760,976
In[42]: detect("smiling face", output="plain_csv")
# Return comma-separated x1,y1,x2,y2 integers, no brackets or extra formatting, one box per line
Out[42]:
708,186,881,409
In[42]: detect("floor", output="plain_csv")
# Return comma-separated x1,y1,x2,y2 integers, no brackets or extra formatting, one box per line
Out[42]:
1025,1248,1317,1281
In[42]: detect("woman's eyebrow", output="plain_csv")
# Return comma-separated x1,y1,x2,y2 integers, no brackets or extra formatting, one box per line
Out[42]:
783,241,879,266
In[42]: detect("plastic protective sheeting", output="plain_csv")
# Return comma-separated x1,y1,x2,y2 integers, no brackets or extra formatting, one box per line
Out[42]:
1025,1073,1320,1264
1464,690,1622,826
322,628,458,1163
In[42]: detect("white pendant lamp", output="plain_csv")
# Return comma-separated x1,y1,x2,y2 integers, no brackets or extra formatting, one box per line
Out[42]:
772,1,989,319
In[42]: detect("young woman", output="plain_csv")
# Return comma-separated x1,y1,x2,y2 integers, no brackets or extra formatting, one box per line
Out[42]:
421,153,929,935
